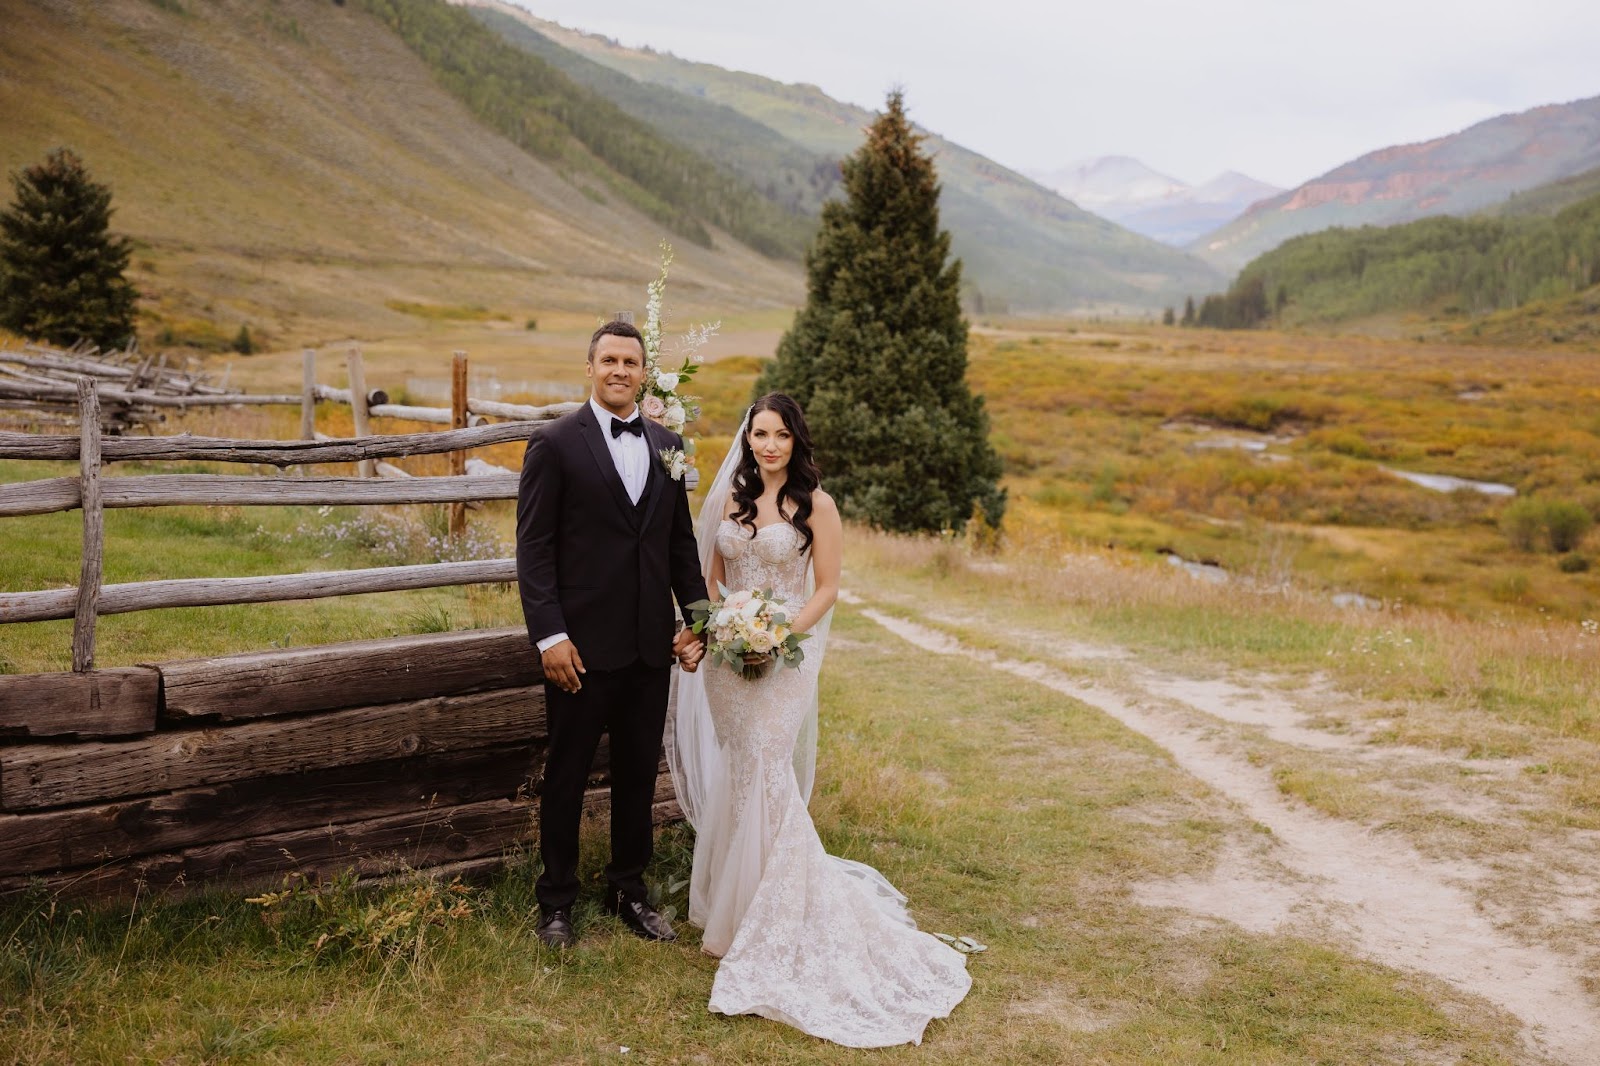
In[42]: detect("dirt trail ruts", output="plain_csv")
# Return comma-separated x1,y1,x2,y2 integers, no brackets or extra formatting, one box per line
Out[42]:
847,597,1597,1065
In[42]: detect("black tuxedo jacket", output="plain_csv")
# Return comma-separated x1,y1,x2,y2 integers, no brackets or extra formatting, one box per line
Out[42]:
515,403,708,672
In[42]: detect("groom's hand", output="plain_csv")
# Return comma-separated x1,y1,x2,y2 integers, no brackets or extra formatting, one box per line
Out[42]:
542,639,586,693
673,628,705,673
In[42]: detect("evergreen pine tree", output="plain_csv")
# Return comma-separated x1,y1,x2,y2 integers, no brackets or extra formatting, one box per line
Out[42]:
0,148,138,350
756,91,1004,533
1181,295,1196,326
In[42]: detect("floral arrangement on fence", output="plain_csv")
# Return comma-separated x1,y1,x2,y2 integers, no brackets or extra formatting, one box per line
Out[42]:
638,242,717,482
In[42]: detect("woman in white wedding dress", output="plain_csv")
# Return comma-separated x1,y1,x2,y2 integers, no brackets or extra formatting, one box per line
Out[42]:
669,394,971,1048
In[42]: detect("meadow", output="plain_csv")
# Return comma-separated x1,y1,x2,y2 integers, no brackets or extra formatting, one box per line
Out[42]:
968,322,1600,621
3,320,1599,1062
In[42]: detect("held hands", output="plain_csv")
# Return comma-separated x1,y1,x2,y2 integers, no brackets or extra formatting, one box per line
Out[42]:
673,627,706,672
541,639,585,694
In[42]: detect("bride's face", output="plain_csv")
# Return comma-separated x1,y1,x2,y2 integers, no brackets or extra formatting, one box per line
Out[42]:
747,410,794,477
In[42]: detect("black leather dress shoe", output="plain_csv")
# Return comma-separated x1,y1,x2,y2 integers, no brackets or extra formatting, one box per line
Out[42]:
535,908,576,948
604,891,677,942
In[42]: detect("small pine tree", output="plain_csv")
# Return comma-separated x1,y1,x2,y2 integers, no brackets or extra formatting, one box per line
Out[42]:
232,324,255,355
1161,306,1176,326
757,91,1004,533
0,148,139,350
1181,295,1196,326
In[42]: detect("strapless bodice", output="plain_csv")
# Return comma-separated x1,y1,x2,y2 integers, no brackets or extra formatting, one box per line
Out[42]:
715,518,808,604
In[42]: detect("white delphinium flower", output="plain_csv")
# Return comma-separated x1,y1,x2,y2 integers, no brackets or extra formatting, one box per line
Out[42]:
642,242,672,361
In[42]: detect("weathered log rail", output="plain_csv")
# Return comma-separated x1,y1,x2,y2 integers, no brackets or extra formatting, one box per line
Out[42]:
0,628,679,897
0,372,559,661
0,342,581,432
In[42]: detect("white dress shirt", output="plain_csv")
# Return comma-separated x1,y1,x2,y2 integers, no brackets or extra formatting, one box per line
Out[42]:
594,397,650,506
536,398,649,654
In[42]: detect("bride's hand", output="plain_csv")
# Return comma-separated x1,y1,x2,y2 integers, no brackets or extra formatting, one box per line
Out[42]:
742,651,773,666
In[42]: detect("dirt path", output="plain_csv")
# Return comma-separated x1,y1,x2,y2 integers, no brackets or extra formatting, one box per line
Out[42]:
845,595,1599,1065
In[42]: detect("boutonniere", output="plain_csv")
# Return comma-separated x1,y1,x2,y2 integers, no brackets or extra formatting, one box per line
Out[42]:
658,442,695,483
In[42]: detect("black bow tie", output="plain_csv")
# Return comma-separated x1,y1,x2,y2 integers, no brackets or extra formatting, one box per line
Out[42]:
611,417,644,439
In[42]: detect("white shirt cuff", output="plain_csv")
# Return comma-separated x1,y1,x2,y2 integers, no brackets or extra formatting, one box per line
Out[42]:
536,632,569,653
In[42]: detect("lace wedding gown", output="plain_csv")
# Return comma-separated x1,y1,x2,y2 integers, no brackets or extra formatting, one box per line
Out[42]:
688,518,971,1047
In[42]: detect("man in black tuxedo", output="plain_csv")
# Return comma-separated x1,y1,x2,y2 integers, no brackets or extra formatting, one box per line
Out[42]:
515,319,707,949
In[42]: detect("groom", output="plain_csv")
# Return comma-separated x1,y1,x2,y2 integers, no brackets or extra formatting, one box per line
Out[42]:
516,319,707,949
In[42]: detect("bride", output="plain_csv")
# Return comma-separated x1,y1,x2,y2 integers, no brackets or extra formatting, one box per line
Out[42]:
668,393,972,1047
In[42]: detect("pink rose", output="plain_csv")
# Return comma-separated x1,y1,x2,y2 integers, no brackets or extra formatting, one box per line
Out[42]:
642,395,667,421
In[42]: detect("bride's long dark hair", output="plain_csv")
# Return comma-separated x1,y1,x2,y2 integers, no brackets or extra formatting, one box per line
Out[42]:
730,393,821,554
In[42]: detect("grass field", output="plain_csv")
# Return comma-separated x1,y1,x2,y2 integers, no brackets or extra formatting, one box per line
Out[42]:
0,589,1535,1064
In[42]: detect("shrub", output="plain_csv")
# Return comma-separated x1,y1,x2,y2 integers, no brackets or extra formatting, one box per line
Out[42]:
1500,498,1544,551
232,324,254,354
1543,500,1593,553
1557,553,1590,573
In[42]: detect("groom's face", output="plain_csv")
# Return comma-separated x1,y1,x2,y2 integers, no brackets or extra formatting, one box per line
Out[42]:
587,335,646,415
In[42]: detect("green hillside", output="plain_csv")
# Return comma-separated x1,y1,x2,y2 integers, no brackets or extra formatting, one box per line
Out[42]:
1183,185,1600,334
356,0,810,258
0,0,800,350
477,4,1224,313
467,6,841,220
1492,164,1600,218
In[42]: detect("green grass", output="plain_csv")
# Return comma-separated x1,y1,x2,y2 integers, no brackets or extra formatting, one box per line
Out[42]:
0,603,1525,1063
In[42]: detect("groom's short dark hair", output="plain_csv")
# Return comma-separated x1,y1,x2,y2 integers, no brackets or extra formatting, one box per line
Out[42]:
588,319,645,362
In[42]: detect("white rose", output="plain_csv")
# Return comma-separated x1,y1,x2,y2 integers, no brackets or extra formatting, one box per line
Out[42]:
656,372,679,392
747,630,776,654
725,591,752,611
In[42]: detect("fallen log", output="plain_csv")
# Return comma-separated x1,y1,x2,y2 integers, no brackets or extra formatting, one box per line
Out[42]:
0,684,544,810
0,667,160,738
157,626,539,722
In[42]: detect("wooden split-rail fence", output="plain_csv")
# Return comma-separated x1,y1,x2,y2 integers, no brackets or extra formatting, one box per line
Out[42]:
0,358,681,899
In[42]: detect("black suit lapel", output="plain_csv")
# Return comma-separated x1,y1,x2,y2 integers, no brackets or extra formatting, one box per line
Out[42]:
577,405,641,528
639,423,671,531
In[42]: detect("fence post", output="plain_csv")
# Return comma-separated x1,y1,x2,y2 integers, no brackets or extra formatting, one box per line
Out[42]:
72,378,104,672
450,350,468,537
346,346,374,478
300,348,316,440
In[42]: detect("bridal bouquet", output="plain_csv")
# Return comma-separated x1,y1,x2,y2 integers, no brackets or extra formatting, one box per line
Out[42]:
686,586,809,680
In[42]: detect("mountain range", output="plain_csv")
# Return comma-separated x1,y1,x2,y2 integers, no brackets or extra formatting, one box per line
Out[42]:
1028,157,1281,247
1193,95,1600,272
5,0,1597,345
460,1,1223,313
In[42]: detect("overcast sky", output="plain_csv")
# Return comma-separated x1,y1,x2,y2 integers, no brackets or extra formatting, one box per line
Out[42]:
507,0,1600,190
